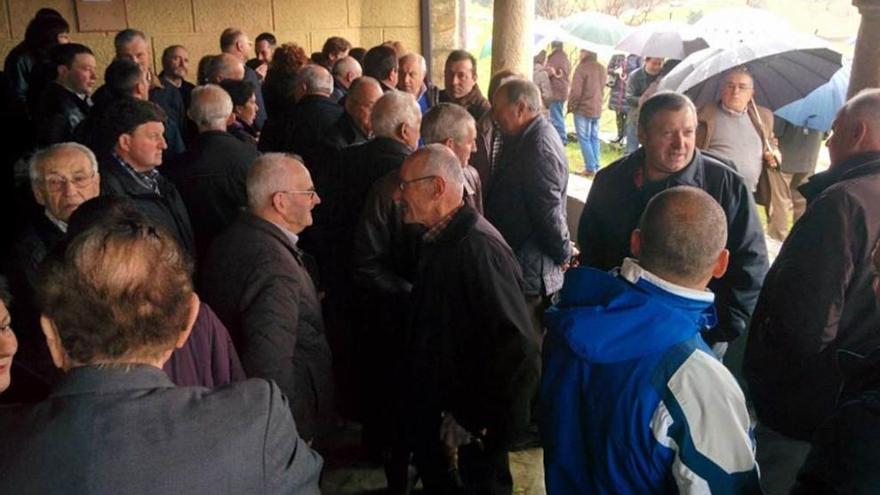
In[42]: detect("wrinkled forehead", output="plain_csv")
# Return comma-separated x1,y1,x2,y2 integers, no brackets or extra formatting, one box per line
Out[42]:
724,70,753,86
40,148,93,176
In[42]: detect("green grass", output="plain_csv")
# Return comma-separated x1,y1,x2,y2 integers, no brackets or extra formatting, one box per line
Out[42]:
562,108,626,175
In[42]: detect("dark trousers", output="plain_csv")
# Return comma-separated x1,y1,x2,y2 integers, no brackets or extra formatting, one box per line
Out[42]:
412,439,513,495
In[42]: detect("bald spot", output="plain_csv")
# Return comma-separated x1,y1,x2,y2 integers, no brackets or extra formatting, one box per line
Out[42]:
638,186,727,285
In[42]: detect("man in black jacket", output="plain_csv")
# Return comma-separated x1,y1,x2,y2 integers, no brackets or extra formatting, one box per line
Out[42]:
285,64,344,173
200,153,334,443
165,84,258,260
577,91,767,357
396,144,539,494
323,76,383,151
745,89,880,494
485,79,572,328
32,43,96,146
98,98,195,257
220,28,267,130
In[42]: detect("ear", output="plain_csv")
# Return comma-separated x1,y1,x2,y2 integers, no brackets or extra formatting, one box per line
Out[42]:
40,316,69,371
56,65,68,82
32,182,47,207
432,175,447,199
117,133,132,154
630,229,642,259
712,248,730,280
442,137,455,150
175,293,200,350
853,120,869,147
637,125,647,145
398,122,411,143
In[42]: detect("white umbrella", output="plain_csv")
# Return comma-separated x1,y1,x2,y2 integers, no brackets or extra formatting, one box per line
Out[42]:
614,21,707,59
693,6,793,45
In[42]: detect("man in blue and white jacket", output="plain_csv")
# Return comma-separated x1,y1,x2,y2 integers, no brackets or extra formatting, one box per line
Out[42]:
543,186,761,494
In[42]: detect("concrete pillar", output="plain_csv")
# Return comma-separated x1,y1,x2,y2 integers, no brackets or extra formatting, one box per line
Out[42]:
490,0,535,79
849,0,880,97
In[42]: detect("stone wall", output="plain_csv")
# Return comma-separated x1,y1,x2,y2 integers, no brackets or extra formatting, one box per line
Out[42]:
0,0,420,83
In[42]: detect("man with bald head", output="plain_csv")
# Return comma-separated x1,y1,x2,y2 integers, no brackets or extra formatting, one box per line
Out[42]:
745,88,880,493
288,65,344,166
200,153,334,443
220,28,267,129
330,56,362,103
324,76,383,150
205,53,245,84
398,52,438,113
395,144,539,494
544,186,760,494
166,84,259,258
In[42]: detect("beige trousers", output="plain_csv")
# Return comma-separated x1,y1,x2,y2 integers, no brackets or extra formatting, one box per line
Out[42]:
765,170,813,242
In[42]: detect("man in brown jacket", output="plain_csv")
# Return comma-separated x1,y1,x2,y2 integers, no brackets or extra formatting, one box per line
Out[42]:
696,68,785,240
546,41,571,144
568,50,606,175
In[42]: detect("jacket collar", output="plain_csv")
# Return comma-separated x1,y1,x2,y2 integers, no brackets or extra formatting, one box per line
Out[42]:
238,211,305,262
50,364,175,398
368,136,413,155
422,204,479,246
799,151,880,202
626,147,708,191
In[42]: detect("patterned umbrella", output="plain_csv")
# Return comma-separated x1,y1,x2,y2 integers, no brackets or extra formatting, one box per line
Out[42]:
658,40,842,111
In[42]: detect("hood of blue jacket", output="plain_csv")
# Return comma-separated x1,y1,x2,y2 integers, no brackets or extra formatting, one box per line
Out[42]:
545,266,716,363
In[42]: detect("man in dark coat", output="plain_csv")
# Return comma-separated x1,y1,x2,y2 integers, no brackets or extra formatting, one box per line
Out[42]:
32,43,96,146
322,76,383,151
221,28,267,129
438,50,490,122
200,154,334,443
0,212,321,494
396,145,539,494
98,97,196,257
578,92,767,355
329,55,362,103
484,80,572,326
165,84,258,259
362,44,399,92
744,89,880,494
159,44,195,112
278,64,344,174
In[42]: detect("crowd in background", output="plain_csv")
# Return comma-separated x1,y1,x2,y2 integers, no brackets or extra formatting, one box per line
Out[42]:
0,7,879,495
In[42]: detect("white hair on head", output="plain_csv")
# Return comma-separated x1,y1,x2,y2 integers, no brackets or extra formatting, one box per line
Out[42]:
371,90,420,139
246,153,305,210
413,143,464,187
333,56,362,78
189,84,233,130
399,52,426,73
421,103,474,146
296,64,334,95
29,142,98,184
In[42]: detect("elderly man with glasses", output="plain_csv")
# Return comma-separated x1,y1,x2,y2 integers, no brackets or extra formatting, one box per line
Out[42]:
199,153,333,444
696,67,786,241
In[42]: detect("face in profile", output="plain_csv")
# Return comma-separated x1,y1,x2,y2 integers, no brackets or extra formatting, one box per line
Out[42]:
0,299,17,393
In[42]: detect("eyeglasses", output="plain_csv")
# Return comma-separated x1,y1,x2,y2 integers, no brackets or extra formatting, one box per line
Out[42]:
42,171,97,192
724,83,753,92
398,175,437,191
276,189,318,200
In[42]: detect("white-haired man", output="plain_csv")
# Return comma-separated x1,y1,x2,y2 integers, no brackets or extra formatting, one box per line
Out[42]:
166,84,259,258
398,52,438,113
395,144,539,494
330,56,363,103
200,153,334,443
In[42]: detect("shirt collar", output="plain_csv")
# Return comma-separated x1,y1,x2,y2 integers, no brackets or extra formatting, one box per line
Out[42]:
112,153,161,195
44,209,68,233
422,203,463,242
720,102,748,116
619,257,714,303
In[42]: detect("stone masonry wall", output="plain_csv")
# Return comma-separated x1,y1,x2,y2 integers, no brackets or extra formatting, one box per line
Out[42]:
0,0,420,84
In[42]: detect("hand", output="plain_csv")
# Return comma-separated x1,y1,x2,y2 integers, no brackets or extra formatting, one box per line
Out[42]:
561,243,580,272
763,150,779,169
255,63,268,81
439,413,474,450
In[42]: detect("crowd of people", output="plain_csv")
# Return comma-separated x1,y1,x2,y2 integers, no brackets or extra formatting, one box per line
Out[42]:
0,7,879,495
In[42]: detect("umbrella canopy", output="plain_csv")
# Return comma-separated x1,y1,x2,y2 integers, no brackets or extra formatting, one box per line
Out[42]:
557,11,632,53
774,60,851,131
658,41,842,111
614,21,707,59
693,6,793,45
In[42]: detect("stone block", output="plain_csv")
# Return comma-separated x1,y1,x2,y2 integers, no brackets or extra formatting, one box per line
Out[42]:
126,0,194,35
9,0,77,39
0,2,10,39
308,28,363,53
382,27,420,53
349,0,419,28
356,28,384,50
193,0,273,38
273,32,312,53
152,33,220,83
274,0,351,31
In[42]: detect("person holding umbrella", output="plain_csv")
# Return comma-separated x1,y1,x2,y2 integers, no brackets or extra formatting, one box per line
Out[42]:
696,68,786,241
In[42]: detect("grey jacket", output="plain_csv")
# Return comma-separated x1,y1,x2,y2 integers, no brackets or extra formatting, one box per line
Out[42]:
0,365,322,494
200,211,334,441
485,115,572,295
